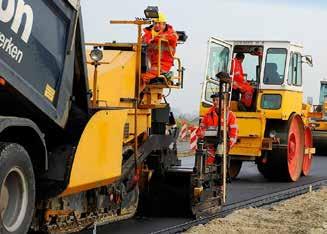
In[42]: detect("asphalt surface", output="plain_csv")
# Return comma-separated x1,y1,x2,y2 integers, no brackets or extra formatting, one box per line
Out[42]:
82,154,327,234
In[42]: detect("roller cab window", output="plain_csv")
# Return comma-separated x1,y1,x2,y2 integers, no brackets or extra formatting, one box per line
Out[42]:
287,53,302,86
205,38,232,81
263,48,287,85
202,37,232,105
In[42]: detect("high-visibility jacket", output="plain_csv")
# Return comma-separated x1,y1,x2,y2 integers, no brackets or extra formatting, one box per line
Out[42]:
198,106,238,164
231,58,254,108
231,58,245,86
200,106,238,148
142,24,178,72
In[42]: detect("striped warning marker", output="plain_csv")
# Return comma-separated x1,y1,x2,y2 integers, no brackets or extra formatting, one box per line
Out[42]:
179,122,188,141
190,127,199,151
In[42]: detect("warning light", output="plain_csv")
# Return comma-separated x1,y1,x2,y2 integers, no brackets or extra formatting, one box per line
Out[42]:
0,77,6,86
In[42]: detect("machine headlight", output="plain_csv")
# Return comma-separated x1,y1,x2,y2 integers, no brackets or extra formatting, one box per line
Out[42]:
90,48,103,63
144,6,159,19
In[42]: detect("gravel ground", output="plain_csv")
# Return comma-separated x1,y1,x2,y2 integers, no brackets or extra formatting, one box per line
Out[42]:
186,188,327,234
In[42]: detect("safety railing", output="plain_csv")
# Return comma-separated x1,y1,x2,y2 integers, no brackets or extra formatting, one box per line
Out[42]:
155,38,184,89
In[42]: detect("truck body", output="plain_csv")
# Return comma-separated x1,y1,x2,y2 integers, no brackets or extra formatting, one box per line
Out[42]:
0,0,88,130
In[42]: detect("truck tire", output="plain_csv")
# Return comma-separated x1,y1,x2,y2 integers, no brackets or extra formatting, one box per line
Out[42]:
0,143,35,234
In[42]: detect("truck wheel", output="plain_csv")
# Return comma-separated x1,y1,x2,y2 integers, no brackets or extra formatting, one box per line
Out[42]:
0,143,35,234
229,160,242,179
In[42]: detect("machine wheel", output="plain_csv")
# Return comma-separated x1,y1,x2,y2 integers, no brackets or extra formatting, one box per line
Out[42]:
0,143,35,234
261,115,304,182
302,127,313,176
229,160,242,179
285,115,304,181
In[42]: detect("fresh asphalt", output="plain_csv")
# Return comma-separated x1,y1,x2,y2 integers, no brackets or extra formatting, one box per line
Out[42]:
82,154,327,234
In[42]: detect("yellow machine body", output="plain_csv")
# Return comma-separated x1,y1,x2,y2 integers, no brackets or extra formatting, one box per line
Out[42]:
233,90,303,157
256,90,303,120
87,49,152,144
313,122,327,131
229,112,265,157
88,50,137,108
61,37,183,197
62,110,127,196
309,80,327,131
200,89,304,158
62,47,153,196
308,80,327,153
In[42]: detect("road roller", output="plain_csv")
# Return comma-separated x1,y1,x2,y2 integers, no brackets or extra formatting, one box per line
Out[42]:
199,37,315,181
309,80,327,155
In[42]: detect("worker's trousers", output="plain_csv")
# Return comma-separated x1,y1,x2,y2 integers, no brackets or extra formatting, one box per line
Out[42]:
141,63,172,83
233,81,254,108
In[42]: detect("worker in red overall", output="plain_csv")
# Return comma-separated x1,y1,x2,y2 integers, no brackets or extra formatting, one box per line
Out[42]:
199,93,238,164
231,53,254,109
141,12,178,85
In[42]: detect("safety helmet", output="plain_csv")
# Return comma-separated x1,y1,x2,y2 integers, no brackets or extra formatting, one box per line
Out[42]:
154,12,167,23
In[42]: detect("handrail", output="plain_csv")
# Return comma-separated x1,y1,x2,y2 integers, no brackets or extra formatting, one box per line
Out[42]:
174,57,182,84
110,20,151,25
86,61,110,108
155,38,182,88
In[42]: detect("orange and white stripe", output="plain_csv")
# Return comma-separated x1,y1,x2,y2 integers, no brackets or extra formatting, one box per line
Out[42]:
179,122,188,140
190,127,199,151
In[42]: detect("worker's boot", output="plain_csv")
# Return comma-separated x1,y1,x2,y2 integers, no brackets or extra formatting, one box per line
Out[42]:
149,77,165,85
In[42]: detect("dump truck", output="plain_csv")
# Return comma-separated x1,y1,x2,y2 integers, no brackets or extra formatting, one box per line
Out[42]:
309,80,327,154
0,2,227,233
200,37,315,181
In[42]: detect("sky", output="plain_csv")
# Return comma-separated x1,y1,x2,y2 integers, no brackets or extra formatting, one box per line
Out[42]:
81,0,327,115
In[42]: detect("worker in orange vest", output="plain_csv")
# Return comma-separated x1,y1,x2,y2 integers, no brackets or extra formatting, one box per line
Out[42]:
199,93,238,164
141,12,178,86
231,53,254,109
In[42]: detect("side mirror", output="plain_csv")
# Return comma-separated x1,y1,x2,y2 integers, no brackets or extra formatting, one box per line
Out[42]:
302,55,313,67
